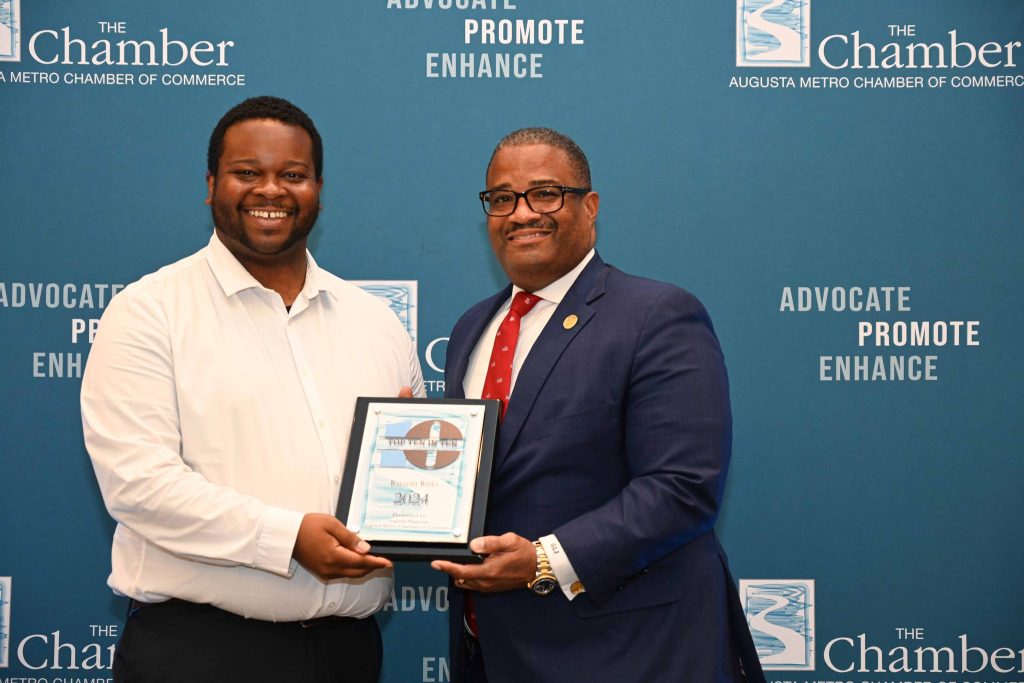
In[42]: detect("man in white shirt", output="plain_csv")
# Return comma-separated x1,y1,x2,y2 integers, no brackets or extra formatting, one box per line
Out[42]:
431,128,764,682
81,96,424,682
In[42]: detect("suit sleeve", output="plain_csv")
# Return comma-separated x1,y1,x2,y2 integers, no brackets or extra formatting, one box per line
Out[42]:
552,287,732,606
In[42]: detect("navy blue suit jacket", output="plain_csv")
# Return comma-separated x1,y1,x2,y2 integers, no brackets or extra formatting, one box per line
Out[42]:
444,254,764,682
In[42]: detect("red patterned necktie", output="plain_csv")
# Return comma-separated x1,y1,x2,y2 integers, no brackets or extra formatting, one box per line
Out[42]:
465,291,540,639
480,291,541,418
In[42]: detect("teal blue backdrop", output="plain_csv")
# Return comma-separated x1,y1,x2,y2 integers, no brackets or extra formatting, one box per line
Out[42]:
1,1,1021,681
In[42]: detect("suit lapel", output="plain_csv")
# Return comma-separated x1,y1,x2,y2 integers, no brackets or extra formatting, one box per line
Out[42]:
497,255,609,465
446,285,512,399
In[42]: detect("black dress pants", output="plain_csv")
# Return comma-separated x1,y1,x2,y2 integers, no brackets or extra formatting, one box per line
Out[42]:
113,599,383,683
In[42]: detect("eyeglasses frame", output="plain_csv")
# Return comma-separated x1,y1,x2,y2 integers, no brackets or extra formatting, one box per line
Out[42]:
478,185,592,217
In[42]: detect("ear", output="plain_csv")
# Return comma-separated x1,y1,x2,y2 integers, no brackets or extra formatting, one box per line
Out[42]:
583,190,600,223
205,171,215,206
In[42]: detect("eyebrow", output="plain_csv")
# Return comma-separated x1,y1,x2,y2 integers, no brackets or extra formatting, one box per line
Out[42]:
489,178,562,190
225,158,311,168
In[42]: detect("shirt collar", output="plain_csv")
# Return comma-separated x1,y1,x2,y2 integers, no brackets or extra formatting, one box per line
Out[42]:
204,232,337,301
511,248,596,306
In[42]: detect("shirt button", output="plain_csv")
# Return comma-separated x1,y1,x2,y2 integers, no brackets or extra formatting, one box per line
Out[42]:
327,602,336,610
333,475,340,484
318,419,325,428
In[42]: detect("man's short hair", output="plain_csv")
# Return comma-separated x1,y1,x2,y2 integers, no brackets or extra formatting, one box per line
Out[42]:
207,96,324,180
488,127,592,188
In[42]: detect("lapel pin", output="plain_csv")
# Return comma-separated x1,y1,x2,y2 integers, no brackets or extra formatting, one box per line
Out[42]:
563,314,578,330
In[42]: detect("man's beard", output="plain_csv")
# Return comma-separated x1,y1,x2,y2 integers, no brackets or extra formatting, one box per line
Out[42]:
211,201,319,256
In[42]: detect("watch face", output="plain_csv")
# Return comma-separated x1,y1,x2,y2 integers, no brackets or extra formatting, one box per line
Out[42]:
531,577,557,596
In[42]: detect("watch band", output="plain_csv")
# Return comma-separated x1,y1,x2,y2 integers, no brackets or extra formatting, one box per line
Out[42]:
527,541,558,596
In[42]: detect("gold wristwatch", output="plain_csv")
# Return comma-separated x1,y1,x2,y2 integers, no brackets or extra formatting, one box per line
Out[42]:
527,541,558,596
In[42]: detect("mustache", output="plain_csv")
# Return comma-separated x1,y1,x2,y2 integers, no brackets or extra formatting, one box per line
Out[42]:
504,218,556,238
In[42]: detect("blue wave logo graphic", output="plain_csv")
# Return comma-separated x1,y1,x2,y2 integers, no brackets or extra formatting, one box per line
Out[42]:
355,280,418,342
737,0,810,67
0,0,20,62
0,577,11,668
740,579,815,670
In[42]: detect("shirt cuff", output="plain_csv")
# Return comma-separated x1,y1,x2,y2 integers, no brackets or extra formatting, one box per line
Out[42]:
539,534,586,601
256,508,305,577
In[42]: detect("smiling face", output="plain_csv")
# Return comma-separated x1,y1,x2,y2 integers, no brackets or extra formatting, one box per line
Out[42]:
206,118,323,265
485,144,599,292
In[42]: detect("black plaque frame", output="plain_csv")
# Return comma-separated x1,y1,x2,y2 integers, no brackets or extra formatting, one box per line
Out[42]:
336,397,500,563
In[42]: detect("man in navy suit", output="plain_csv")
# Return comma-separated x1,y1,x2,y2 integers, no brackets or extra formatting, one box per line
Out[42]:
431,128,765,682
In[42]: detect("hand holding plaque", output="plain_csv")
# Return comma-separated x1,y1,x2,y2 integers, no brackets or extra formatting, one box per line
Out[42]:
292,512,393,580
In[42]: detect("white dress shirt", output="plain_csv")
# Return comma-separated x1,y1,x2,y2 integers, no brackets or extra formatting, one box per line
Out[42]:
463,249,594,600
81,232,424,621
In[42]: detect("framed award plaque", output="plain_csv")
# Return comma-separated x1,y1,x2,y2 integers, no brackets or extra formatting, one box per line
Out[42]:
336,397,500,562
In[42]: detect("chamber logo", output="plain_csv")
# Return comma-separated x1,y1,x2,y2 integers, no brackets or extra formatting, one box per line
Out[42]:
740,579,815,670
355,280,418,343
0,0,20,62
736,0,810,67
1,576,11,668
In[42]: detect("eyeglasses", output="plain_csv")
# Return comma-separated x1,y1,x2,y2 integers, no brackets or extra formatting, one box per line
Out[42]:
479,185,590,217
